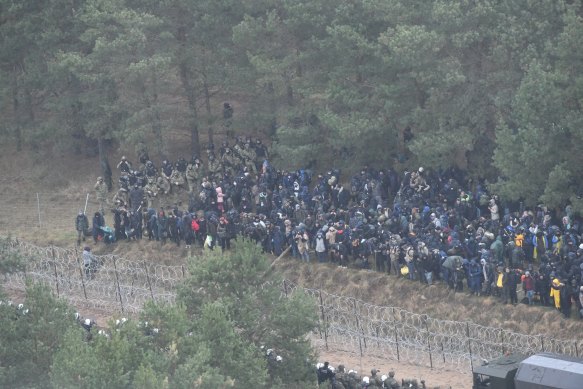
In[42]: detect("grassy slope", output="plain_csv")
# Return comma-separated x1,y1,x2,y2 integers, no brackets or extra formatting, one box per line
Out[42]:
275,258,583,339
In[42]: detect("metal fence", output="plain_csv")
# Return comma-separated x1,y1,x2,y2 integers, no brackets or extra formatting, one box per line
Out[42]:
2,239,582,374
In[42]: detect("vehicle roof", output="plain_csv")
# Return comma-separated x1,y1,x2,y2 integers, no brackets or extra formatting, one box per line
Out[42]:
515,353,583,389
472,354,527,378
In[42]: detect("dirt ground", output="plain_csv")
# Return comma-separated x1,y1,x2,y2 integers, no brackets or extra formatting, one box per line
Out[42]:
316,346,470,389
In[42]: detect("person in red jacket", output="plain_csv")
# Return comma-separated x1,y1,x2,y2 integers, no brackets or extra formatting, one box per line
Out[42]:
522,271,535,305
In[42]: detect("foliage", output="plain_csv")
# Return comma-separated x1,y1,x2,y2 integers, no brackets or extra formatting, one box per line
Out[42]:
0,241,318,388
0,282,79,389
177,239,318,387
0,237,27,275
1,0,583,210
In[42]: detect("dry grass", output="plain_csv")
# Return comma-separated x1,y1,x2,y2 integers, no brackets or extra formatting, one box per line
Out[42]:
275,258,583,339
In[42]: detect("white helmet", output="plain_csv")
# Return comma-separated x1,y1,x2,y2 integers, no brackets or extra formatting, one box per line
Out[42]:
84,318,91,326
381,375,387,382
276,355,282,362
362,376,370,384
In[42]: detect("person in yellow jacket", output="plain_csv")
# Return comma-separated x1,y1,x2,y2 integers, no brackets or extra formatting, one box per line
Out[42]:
550,278,563,310
495,267,504,298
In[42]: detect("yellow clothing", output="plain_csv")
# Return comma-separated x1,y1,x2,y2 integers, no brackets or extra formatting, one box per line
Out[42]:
514,234,524,247
550,279,562,309
496,273,503,288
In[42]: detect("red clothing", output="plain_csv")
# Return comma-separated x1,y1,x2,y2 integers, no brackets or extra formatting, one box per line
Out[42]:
523,275,535,291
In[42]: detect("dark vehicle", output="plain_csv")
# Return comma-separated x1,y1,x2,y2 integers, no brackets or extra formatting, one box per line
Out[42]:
473,352,583,389
473,354,526,389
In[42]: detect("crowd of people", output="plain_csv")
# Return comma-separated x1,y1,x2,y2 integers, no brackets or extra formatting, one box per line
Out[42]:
316,361,437,389
78,133,583,319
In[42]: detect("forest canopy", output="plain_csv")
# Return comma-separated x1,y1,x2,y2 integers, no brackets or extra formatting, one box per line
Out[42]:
1,0,582,211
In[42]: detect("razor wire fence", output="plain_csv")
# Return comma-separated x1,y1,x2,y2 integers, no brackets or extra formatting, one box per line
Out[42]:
2,239,583,374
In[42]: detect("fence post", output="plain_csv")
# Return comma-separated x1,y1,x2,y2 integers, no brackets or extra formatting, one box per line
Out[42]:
181,265,186,278
500,329,505,355
352,298,363,358
112,257,124,313
74,247,88,300
51,246,59,297
143,261,155,301
283,279,288,298
540,335,545,352
575,342,579,358
466,322,474,372
36,193,41,228
392,307,400,362
424,316,433,369
441,341,446,364
319,290,328,350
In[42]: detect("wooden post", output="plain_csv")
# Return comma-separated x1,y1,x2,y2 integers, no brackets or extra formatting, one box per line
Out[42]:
75,247,88,300
319,290,328,350
143,262,155,301
36,193,41,228
466,322,474,372
353,298,363,358
441,341,446,364
393,307,400,362
283,279,288,298
51,246,59,297
425,316,433,369
112,257,124,313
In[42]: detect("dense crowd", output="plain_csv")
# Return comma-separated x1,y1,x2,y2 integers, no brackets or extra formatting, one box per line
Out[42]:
316,361,440,389
77,134,583,319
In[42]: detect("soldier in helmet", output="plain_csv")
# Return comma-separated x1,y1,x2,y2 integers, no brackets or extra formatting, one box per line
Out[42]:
116,155,132,174
161,159,173,180
385,370,399,389
143,180,158,209
207,153,222,182
222,102,234,137
156,174,171,195
241,141,257,175
185,157,204,193
94,176,109,216
254,138,268,169
145,160,158,182
112,187,129,208
170,162,186,191
75,210,89,246
221,147,238,177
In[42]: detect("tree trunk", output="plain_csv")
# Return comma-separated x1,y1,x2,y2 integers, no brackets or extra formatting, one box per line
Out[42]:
97,137,113,191
179,62,200,156
12,78,22,151
267,82,278,136
203,75,213,146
